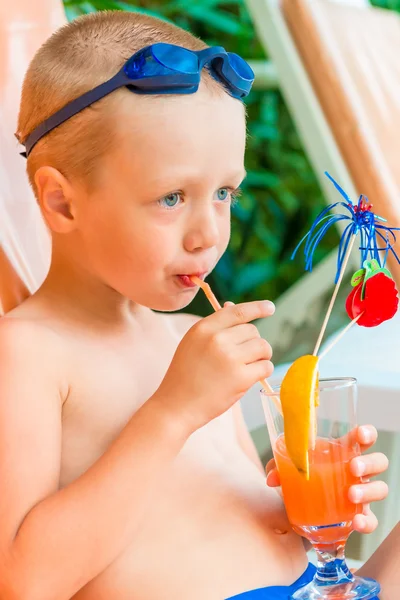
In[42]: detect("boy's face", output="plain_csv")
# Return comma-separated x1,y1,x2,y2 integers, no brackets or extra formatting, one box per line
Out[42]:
74,83,247,311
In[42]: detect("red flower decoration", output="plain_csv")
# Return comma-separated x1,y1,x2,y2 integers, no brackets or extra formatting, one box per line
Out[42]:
346,261,399,327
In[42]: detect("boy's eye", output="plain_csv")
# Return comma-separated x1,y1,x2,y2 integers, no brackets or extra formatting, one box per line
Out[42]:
158,192,182,209
216,188,231,202
215,187,242,205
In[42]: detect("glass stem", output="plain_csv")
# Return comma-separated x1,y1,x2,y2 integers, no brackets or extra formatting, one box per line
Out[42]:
313,540,354,586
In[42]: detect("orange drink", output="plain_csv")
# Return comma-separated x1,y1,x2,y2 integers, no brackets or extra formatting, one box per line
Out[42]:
274,435,362,544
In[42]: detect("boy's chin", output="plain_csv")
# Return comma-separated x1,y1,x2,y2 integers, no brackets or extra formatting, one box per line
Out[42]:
147,292,198,313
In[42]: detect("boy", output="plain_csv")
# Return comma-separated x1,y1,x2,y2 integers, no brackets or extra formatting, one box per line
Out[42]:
0,10,392,600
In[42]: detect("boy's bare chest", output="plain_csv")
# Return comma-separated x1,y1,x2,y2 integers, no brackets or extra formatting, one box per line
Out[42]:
59,315,187,486
58,314,244,497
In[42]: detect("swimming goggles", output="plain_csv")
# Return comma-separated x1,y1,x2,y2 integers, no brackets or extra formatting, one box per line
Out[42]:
21,42,254,157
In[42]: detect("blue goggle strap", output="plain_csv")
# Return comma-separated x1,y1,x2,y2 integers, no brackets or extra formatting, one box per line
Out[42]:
21,68,141,157
22,45,253,157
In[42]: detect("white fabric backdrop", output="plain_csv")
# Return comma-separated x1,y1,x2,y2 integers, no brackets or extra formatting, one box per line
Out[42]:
0,0,66,294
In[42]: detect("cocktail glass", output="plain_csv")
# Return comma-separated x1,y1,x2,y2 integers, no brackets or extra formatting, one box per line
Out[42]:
261,378,380,600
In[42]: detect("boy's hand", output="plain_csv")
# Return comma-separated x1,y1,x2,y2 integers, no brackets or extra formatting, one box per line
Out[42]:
156,301,275,432
266,425,389,534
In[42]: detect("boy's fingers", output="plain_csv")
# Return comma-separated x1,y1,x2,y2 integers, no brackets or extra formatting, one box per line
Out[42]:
352,506,379,534
349,480,389,504
350,452,389,477
209,301,275,329
266,469,280,488
340,425,377,451
265,459,280,487
230,323,261,344
265,458,276,475
246,360,275,384
239,338,273,363
357,425,378,451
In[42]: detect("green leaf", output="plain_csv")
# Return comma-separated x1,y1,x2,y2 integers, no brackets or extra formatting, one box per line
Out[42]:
107,1,174,20
249,122,278,141
165,0,242,10
351,269,365,287
184,6,245,35
245,170,280,188
64,5,85,19
231,202,252,223
73,1,97,12
371,0,400,9
232,261,275,295
64,0,111,11
215,251,235,282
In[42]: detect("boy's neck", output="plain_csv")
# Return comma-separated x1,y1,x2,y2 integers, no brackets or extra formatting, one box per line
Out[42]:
37,252,146,329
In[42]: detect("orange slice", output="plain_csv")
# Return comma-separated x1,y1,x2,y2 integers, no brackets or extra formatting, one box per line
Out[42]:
280,355,319,479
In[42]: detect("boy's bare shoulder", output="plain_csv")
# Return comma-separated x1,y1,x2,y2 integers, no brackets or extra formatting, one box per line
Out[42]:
0,311,70,399
0,304,66,344
0,312,55,343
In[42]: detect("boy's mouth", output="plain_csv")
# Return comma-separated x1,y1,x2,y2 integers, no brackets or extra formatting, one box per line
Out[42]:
176,273,207,288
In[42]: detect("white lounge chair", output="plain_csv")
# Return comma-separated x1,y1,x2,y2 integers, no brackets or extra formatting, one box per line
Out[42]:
241,0,400,560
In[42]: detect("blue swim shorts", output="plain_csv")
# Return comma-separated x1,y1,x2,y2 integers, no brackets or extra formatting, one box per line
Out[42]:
226,563,380,599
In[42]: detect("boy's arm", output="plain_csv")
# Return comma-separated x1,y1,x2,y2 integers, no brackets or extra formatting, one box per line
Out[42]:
0,319,189,600
356,521,400,600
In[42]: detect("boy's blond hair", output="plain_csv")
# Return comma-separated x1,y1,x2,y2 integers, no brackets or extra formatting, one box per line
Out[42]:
16,11,222,198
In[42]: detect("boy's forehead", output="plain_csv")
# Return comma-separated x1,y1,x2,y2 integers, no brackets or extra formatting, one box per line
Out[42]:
110,84,246,180
118,84,245,139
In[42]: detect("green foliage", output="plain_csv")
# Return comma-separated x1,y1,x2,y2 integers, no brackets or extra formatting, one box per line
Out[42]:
371,0,400,10
62,0,398,319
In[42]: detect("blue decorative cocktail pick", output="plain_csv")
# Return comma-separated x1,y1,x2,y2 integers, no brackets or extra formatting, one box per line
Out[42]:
292,172,400,283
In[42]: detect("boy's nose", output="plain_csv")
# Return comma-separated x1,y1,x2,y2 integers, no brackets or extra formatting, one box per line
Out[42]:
183,207,220,252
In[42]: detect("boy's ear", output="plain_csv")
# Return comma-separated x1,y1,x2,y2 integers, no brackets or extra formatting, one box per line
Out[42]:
34,166,78,233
